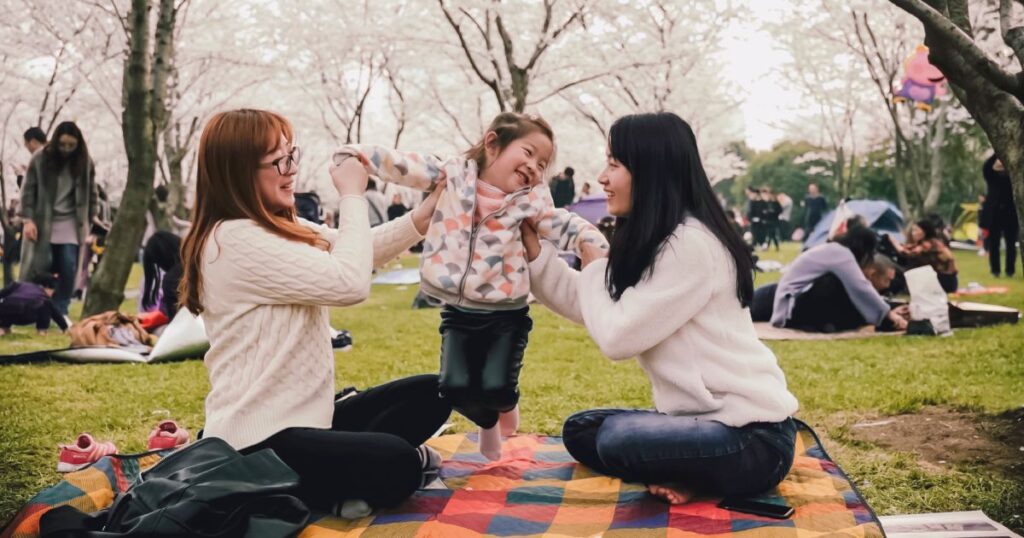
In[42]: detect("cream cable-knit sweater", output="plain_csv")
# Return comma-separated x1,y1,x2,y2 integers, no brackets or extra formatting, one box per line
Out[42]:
528,219,798,427
200,195,424,449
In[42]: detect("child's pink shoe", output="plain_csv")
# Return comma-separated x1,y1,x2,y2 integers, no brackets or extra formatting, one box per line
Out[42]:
57,433,118,472
147,420,190,451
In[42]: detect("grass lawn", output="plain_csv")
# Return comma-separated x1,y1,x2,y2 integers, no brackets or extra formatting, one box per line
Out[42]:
1,244,1022,530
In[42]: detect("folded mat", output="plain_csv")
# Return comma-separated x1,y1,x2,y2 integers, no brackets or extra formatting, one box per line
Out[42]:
2,421,883,537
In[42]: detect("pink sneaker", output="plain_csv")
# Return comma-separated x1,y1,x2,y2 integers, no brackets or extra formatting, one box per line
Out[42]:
147,420,190,451
57,433,118,473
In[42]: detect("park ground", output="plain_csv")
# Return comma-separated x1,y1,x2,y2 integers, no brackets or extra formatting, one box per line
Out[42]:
0,244,1022,530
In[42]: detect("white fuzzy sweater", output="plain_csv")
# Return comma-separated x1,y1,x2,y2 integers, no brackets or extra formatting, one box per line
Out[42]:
529,219,798,426
200,195,423,449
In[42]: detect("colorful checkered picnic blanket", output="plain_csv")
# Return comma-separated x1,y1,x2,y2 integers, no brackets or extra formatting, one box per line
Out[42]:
3,422,883,537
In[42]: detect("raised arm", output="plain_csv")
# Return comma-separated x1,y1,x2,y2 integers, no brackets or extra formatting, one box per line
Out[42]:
332,144,448,191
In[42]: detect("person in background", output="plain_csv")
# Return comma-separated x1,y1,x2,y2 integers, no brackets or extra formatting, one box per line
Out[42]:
760,187,781,251
744,186,765,248
18,121,99,316
777,191,793,241
3,199,23,287
0,273,68,336
23,127,46,155
579,181,593,199
888,219,959,292
802,182,828,235
141,231,182,315
981,154,1018,278
365,180,388,227
550,166,576,208
766,226,908,333
387,193,409,221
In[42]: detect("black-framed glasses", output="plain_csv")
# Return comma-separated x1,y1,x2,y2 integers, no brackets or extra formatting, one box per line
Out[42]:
260,146,301,175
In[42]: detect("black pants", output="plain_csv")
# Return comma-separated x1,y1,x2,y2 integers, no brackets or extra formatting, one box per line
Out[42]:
0,303,52,330
241,374,451,510
987,221,1019,276
438,306,531,429
787,273,868,332
750,283,777,322
937,272,958,293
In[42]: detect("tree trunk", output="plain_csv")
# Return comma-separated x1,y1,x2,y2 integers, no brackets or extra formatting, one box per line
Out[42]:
922,102,947,214
83,0,176,316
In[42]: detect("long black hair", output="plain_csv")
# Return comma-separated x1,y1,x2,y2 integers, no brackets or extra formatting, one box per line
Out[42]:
43,121,90,178
142,231,182,311
604,113,754,305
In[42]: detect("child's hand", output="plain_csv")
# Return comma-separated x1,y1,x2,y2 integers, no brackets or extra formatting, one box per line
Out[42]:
580,242,607,269
330,156,369,197
412,179,447,235
520,220,541,262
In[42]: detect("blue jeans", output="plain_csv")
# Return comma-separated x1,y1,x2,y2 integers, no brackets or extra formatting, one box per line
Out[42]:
50,244,79,315
562,409,797,497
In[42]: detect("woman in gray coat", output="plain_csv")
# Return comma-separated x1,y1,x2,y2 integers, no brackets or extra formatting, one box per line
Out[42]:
19,121,98,315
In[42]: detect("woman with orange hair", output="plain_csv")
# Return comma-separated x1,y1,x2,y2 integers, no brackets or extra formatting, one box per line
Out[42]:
179,109,451,513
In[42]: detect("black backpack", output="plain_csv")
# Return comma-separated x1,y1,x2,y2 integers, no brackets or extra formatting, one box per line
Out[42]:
294,192,322,224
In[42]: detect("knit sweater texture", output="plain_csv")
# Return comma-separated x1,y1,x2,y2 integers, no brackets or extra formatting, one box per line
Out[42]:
200,196,423,449
529,218,798,426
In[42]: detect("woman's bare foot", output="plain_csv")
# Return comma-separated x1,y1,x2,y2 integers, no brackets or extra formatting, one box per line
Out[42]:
646,484,694,504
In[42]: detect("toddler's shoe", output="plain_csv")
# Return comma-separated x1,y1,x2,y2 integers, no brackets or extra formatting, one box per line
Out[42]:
147,420,190,451
57,433,118,472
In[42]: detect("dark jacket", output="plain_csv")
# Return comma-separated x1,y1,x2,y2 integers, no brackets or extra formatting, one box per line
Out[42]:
981,155,1018,230
0,281,67,330
549,175,576,208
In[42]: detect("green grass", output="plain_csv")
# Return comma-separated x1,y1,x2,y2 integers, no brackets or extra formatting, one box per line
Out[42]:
1,245,1023,529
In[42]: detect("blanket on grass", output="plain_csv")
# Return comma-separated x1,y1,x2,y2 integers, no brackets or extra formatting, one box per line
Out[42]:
754,322,902,341
3,421,883,537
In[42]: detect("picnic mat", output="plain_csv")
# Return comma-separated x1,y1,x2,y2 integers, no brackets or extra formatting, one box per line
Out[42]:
754,322,902,341
3,421,883,537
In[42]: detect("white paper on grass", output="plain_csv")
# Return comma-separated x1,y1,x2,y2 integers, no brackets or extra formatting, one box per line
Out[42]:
905,265,951,334
879,510,1022,538
372,269,421,285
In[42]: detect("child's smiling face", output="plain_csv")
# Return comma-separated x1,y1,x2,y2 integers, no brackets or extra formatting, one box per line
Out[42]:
480,131,553,193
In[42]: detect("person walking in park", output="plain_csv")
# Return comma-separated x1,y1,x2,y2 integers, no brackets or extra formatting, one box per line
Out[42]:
777,191,793,240
522,112,799,504
179,108,452,515
802,182,828,236
981,154,1019,278
18,121,98,316
761,187,782,251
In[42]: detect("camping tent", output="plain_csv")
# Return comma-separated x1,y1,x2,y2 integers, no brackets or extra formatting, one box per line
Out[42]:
802,200,905,249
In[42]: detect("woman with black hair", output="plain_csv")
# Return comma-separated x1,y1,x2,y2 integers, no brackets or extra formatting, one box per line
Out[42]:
18,121,99,315
141,231,182,317
521,113,799,504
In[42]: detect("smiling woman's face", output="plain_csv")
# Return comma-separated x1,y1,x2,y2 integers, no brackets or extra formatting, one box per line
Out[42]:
598,146,633,217
256,134,297,213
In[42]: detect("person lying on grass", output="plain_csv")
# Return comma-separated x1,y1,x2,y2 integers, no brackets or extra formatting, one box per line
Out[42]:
521,112,800,504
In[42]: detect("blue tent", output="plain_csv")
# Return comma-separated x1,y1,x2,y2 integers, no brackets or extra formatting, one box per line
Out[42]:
803,200,905,249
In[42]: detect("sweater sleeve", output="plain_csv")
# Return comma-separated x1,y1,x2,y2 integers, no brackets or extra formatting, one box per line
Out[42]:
332,144,446,191
532,205,609,255
217,196,373,306
370,213,424,267
576,228,715,360
830,250,891,326
527,244,584,324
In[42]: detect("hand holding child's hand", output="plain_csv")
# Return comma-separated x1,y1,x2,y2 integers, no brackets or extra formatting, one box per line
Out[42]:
411,179,447,235
580,242,607,269
331,156,369,197
520,220,541,262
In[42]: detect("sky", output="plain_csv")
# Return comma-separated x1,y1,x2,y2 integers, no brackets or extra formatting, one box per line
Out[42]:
720,0,805,151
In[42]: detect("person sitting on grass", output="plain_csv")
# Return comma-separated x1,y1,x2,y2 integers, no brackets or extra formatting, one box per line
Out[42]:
887,219,959,293
0,273,68,336
521,112,800,504
757,225,909,333
178,108,452,516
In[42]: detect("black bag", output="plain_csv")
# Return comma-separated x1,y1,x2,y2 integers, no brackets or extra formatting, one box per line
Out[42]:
294,192,322,224
40,437,309,538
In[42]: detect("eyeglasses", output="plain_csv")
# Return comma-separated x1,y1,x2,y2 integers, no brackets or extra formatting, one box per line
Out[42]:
260,146,301,175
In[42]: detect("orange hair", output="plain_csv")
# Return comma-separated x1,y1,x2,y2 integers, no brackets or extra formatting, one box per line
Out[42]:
179,109,328,315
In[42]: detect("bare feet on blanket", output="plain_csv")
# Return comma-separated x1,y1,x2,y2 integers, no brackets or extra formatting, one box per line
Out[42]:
499,406,519,437
479,425,503,461
646,484,694,504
